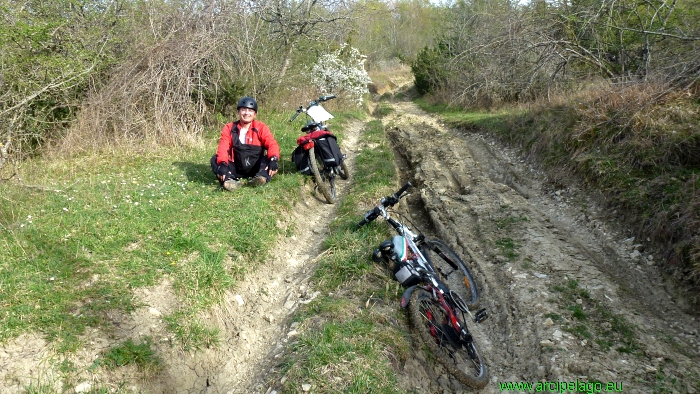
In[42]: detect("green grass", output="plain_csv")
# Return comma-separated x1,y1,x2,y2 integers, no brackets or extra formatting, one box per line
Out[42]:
544,312,562,322
414,98,513,134
495,237,520,261
473,203,527,263
0,109,361,354
373,102,394,117
93,337,162,372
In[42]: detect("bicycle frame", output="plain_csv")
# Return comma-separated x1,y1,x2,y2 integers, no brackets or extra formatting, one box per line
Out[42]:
421,276,476,341
373,204,432,270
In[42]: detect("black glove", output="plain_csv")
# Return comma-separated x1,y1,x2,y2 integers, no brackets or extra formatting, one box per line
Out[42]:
217,162,230,176
269,157,278,171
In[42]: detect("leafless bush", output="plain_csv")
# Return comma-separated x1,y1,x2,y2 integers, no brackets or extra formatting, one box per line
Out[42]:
58,3,234,154
436,0,699,109
49,0,301,157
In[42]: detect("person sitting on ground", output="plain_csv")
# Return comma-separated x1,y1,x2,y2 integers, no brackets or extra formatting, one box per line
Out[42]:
210,96,280,190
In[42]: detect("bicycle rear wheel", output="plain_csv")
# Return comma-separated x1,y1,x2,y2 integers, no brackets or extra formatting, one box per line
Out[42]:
309,147,335,204
408,288,489,389
421,239,480,308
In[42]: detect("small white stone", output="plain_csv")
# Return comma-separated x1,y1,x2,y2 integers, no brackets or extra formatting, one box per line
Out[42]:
148,307,161,316
235,294,244,306
75,382,92,393
302,383,311,391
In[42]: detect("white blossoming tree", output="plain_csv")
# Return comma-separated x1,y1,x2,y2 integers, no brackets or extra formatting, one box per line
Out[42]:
309,44,372,106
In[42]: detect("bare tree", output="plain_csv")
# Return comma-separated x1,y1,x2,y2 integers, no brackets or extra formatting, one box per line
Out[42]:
255,0,353,79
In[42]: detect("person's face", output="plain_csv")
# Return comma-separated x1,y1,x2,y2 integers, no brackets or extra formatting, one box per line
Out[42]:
238,107,257,125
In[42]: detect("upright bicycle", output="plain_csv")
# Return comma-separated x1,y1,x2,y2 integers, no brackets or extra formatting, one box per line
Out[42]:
357,182,489,388
290,95,349,204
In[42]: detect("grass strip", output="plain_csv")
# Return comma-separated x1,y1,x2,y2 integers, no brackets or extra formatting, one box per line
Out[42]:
277,119,411,393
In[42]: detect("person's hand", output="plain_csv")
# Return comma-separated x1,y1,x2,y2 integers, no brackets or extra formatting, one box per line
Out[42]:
218,174,226,182
268,157,279,178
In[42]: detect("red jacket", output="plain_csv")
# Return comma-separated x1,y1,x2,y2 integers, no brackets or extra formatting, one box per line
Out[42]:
216,119,281,166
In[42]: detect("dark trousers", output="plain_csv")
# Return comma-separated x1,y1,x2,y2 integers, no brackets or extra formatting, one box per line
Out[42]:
210,155,271,185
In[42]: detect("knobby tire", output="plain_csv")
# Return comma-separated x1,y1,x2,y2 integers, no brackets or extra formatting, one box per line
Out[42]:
329,174,337,200
421,239,480,308
338,161,350,180
408,288,489,389
309,146,335,204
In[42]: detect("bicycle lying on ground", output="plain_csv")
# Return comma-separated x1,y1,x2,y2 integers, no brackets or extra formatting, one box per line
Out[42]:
289,95,349,204
357,182,489,388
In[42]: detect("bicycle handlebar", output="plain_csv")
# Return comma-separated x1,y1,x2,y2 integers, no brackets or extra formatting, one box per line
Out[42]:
289,106,304,122
290,95,336,123
395,182,412,199
356,182,412,228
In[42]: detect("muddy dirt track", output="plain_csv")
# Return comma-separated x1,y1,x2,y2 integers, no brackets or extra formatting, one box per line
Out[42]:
2,91,699,394
379,97,700,393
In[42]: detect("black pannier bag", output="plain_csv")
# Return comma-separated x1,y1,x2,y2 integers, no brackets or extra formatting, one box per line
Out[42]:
291,145,313,175
313,135,343,168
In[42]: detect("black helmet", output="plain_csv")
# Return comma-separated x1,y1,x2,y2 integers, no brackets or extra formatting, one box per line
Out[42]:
237,96,258,112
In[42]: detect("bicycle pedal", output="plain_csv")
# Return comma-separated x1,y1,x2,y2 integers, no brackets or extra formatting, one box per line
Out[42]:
475,308,488,323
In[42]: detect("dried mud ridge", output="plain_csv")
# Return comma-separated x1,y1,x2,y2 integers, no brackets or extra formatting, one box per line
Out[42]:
2,94,699,394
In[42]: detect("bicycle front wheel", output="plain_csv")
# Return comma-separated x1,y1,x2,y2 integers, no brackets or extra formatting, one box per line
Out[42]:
421,239,480,308
309,147,335,204
408,288,489,389
338,161,349,180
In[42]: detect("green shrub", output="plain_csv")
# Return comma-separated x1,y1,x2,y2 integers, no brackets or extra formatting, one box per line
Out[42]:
411,43,451,95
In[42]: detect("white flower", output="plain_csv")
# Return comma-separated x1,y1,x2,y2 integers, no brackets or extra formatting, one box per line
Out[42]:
309,44,372,106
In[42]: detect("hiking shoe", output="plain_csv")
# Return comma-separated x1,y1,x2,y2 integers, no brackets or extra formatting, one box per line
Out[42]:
223,179,241,191
250,176,267,186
